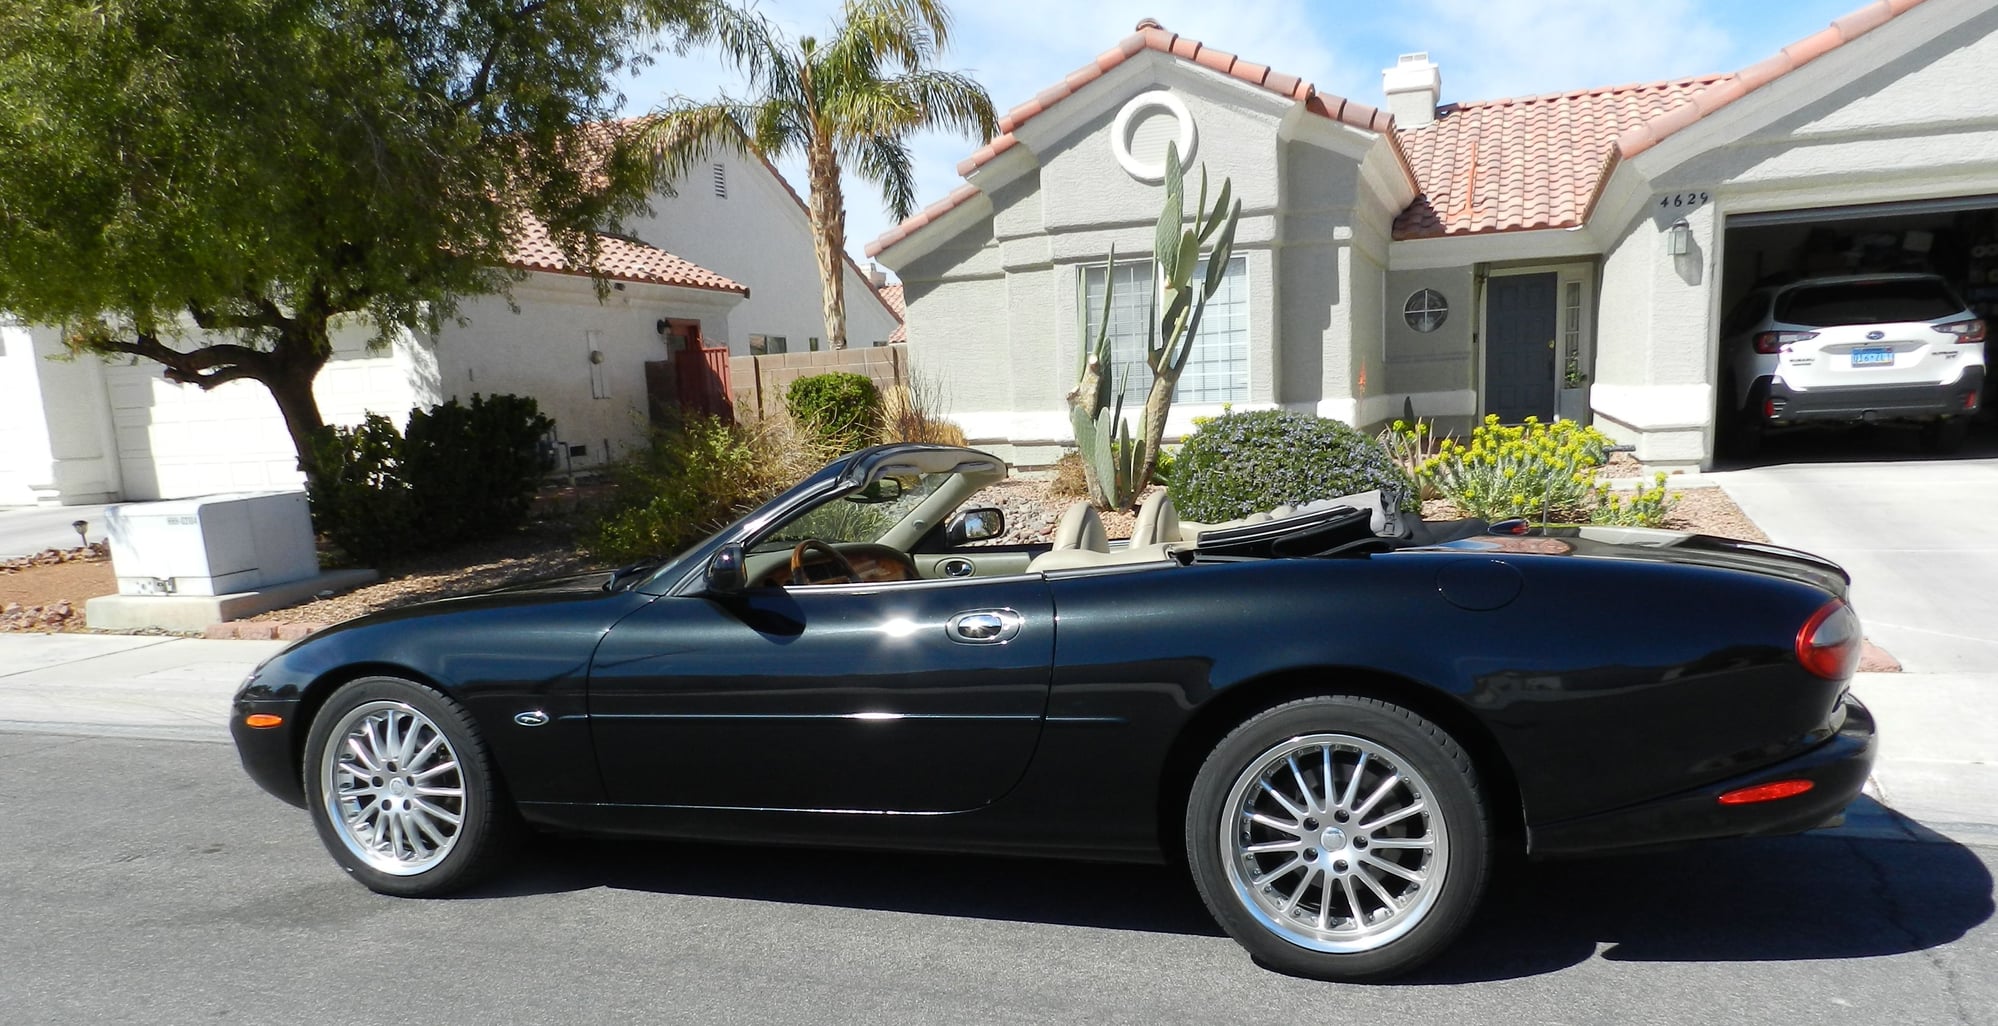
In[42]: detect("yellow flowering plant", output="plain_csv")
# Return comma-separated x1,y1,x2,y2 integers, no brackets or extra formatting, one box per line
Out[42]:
1419,415,1613,521
1590,472,1680,527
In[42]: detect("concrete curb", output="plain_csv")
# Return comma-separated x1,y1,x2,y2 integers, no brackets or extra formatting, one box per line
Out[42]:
202,622,331,641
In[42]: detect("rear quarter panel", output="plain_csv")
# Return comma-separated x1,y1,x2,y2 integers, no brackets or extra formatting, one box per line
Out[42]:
1031,553,1842,842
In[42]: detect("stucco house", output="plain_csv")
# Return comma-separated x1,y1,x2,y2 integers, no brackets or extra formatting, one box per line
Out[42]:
869,0,1998,470
0,148,900,506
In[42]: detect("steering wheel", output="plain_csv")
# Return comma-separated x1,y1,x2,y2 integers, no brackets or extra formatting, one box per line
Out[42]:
789,538,860,586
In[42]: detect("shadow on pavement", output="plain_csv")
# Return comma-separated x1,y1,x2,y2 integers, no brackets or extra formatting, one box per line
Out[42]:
482,810,1993,984
1711,414,1998,471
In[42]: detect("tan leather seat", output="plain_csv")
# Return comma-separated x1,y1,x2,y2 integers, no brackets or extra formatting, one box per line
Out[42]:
1131,492,1184,546
1048,500,1109,553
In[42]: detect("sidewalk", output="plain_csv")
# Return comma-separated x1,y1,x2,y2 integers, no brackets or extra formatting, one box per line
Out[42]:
0,634,1992,846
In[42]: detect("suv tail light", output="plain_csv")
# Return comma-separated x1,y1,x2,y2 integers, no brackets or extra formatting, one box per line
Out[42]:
1938,319,1987,344
1796,599,1861,680
1753,331,1817,354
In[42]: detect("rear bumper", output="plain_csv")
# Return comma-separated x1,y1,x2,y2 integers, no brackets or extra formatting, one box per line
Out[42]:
1763,366,1983,423
1529,695,1876,857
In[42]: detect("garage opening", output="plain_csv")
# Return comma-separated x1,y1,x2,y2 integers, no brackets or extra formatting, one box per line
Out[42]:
1716,195,1997,453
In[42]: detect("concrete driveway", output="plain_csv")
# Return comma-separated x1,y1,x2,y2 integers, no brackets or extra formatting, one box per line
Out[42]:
0,503,112,560
1711,424,1998,672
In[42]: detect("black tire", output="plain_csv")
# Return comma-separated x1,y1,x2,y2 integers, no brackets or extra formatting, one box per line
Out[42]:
1185,696,1490,981
1922,418,1968,454
302,676,517,897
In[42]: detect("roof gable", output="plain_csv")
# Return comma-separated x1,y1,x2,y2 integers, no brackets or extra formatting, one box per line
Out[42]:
868,20,1415,258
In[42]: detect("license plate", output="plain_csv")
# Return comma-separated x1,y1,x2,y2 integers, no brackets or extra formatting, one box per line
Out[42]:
1850,347,1894,366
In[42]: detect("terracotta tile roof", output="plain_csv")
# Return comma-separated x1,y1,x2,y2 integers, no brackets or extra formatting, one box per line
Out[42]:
877,283,907,342
1393,75,1729,239
867,20,1417,258
504,214,748,294
1396,0,1929,239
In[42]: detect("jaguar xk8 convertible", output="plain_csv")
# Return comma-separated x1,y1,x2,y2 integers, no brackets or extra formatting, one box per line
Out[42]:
231,443,1875,980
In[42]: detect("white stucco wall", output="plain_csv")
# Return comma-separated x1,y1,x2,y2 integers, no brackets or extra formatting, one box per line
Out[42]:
434,276,740,467
623,150,900,353
890,55,1411,464
100,319,439,501
0,321,59,506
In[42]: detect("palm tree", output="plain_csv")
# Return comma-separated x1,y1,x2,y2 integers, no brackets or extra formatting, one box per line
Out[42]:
643,0,995,349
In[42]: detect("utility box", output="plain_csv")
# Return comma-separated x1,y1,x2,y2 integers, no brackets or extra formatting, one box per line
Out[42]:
104,491,319,597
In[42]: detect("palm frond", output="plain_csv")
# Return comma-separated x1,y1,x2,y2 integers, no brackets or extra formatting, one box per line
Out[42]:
843,134,919,221
878,69,995,139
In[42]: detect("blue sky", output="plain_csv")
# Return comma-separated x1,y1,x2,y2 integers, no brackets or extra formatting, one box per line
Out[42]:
618,0,1867,272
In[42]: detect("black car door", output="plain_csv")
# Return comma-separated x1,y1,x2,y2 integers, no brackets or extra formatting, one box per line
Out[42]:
588,574,1053,813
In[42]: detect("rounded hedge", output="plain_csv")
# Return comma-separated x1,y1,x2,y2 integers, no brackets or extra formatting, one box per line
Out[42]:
786,371,881,454
1167,409,1412,523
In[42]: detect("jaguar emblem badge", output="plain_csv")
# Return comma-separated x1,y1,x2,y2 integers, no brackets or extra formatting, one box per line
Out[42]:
514,710,551,727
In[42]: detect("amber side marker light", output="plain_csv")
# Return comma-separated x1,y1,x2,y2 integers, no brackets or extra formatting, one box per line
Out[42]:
244,714,284,729
1717,779,1815,805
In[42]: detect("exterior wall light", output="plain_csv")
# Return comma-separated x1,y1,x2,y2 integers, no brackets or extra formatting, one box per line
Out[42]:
1667,218,1692,257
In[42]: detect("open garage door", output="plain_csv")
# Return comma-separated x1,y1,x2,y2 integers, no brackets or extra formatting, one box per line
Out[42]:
1717,195,1996,453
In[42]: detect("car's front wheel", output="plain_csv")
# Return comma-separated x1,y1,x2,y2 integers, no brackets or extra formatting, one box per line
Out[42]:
303,676,515,897
1185,696,1490,980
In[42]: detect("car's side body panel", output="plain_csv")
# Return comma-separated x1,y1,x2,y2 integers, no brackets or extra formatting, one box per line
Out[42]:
231,577,650,806
586,575,1055,812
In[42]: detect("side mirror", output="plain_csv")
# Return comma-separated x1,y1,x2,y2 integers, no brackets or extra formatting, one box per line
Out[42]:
947,507,1005,545
706,542,747,594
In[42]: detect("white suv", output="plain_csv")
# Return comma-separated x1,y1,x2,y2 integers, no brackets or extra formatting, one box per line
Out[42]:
1719,273,1986,453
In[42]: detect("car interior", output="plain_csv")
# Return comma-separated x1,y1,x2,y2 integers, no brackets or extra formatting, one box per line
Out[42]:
734,447,1429,590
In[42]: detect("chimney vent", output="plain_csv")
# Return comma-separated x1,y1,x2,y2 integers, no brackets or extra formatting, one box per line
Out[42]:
1382,52,1441,128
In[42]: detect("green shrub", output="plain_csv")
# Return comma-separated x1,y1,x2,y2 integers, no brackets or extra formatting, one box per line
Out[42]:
584,414,835,564
308,394,553,565
1590,472,1680,527
786,372,882,454
1419,415,1611,522
1167,409,1413,523
402,393,553,544
309,414,418,564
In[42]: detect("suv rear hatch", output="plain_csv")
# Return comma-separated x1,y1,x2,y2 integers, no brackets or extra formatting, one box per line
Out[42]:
1769,278,1978,392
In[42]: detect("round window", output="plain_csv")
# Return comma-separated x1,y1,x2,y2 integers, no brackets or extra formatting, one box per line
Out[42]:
1404,289,1448,333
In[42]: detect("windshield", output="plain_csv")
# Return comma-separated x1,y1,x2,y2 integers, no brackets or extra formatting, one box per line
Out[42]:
751,472,955,553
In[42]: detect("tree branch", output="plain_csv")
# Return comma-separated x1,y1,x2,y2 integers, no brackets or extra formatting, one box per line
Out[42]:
98,331,275,390
460,0,555,109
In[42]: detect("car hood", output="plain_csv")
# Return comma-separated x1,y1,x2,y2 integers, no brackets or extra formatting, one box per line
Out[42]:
1424,527,1851,597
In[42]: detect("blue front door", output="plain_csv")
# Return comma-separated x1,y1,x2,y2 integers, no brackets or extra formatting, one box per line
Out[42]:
1486,273,1559,423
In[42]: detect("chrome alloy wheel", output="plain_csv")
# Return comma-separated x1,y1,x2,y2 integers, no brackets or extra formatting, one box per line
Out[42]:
320,700,467,876
1220,733,1448,953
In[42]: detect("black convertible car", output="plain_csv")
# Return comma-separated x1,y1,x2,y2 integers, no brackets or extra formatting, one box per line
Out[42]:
232,444,1875,980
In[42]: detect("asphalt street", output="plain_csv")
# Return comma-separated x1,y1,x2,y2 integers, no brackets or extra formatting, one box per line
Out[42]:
0,731,1992,1026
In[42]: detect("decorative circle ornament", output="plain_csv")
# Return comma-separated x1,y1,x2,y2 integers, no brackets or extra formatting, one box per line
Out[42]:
1111,90,1197,182
1404,289,1449,333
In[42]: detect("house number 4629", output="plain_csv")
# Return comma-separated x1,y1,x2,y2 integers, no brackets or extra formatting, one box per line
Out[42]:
1660,191,1710,210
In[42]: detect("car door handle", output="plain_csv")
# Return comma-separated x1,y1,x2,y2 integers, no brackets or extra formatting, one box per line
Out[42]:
947,609,1022,644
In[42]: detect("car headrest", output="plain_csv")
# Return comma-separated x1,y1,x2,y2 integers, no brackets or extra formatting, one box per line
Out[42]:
1051,501,1109,552
1132,492,1182,545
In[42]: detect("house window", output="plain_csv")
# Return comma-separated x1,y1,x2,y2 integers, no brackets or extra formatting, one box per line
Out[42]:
1081,255,1249,404
749,334,787,355
712,163,727,198
1404,289,1448,333
1561,281,1584,387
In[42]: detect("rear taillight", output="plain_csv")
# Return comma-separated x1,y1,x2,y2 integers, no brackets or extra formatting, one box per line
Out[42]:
1717,780,1816,805
1753,331,1817,355
1796,599,1861,680
1938,319,1987,344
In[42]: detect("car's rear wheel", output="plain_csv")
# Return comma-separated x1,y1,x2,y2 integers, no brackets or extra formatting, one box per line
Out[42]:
1185,696,1489,981
303,676,515,897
